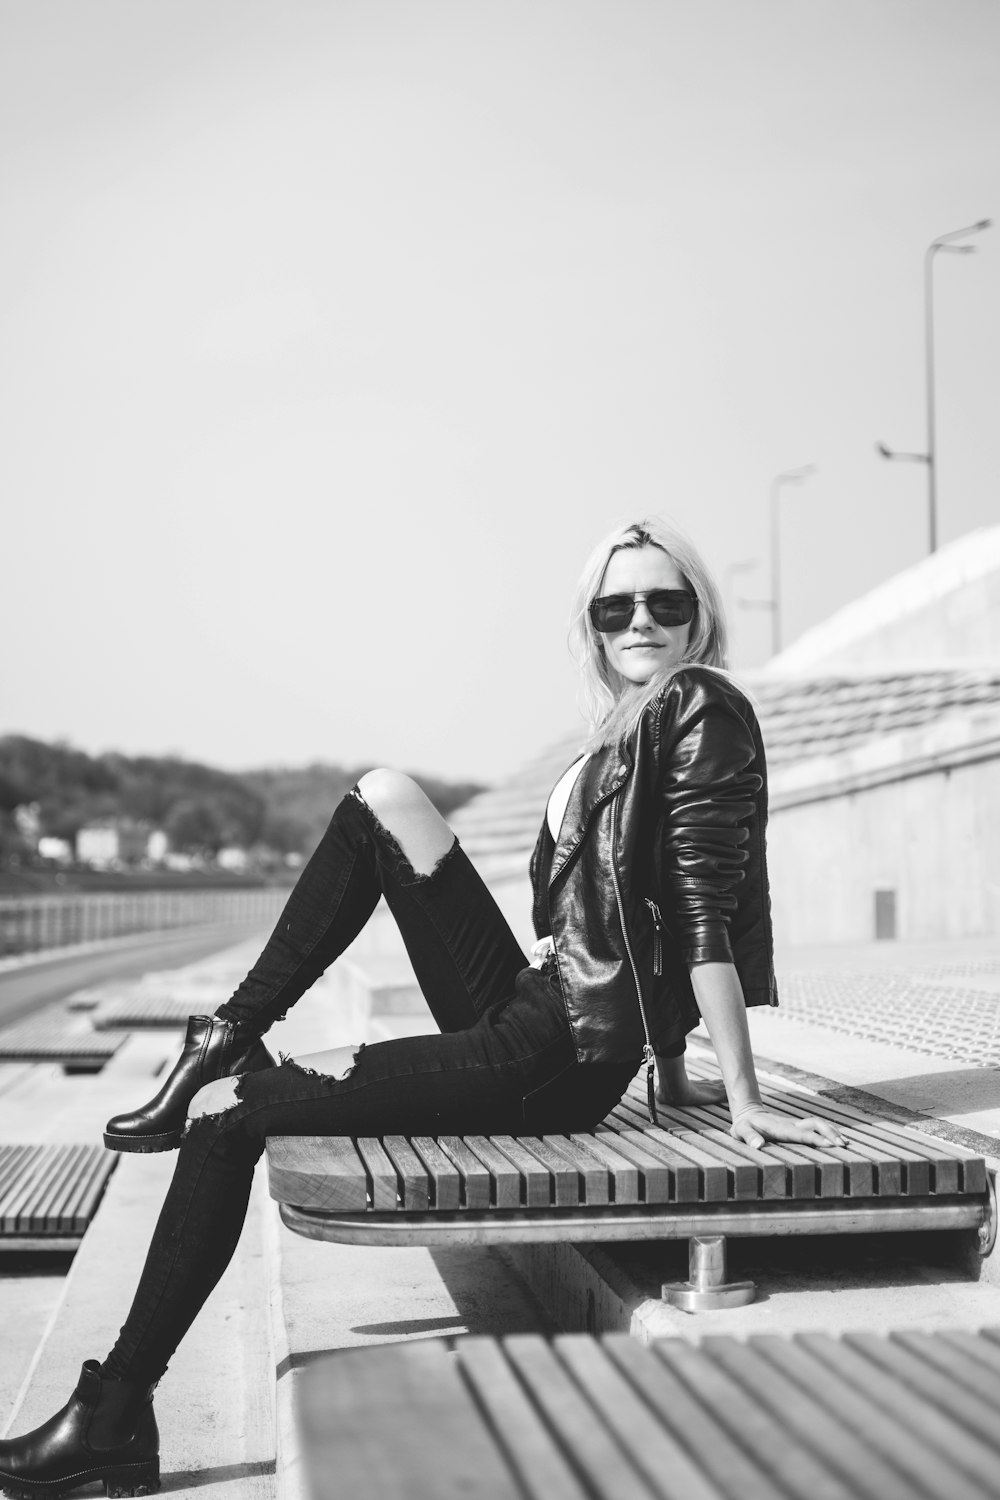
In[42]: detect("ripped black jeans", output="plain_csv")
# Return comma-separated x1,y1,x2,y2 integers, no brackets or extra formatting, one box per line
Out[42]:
101,789,639,1387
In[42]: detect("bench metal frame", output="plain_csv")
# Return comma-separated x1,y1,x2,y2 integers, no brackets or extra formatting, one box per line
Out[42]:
280,1180,997,1308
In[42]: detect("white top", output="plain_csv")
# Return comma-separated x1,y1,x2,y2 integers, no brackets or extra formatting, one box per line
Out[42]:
546,754,590,841
530,753,592,969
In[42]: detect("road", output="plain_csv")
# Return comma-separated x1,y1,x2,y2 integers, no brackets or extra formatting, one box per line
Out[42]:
0,923,268,1027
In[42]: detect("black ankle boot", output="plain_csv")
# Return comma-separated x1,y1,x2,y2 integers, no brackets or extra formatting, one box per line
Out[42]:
103,1015,275,1153
0,1359,159,1499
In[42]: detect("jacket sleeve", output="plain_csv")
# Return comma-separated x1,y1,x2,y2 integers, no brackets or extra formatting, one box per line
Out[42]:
656,677,762,966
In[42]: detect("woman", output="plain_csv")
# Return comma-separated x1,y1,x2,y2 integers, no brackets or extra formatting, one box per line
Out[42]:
0,517,843,1499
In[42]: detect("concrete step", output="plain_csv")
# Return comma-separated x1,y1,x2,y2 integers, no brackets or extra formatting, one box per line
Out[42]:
2,1153,277,1500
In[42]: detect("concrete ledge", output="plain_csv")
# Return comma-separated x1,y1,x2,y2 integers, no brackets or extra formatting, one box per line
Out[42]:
507,1221,1000,1344
264,1184,556,1500
3,1153,276,1500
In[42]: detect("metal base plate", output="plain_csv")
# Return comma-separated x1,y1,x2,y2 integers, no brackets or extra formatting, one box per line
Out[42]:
662,1277,756,1311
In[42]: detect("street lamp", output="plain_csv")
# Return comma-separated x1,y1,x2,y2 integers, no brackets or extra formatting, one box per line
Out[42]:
723,558,759,626
770,465,816,657
877,217,991,554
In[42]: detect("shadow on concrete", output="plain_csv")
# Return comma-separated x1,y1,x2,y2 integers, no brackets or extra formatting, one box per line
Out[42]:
351,1313,468,1337
841,1067,1000,1119
161,1459,276,1492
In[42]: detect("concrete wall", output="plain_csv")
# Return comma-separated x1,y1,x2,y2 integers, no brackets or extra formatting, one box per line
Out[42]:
821,570,1000,666
767,754,1000,944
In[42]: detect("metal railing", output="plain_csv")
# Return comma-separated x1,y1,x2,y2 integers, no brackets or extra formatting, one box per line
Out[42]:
0,889,288,959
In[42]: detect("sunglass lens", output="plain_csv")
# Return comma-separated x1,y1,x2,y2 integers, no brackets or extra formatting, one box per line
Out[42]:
590,596,634,631
646,591,695,626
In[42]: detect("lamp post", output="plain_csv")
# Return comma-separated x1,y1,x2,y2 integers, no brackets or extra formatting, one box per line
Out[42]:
724,558,759,627
877,217,991,554
769,465,816,657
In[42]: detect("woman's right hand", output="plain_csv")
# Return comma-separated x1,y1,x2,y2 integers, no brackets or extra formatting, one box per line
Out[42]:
730,1106,846,1151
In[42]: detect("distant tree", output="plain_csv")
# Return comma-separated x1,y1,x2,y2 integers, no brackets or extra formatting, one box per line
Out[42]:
164,798,227,855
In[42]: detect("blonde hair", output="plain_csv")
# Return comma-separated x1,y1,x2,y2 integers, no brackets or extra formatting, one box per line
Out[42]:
569,517,731,750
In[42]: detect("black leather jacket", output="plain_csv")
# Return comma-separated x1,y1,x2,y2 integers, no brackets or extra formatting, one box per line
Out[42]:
529,665,778,1065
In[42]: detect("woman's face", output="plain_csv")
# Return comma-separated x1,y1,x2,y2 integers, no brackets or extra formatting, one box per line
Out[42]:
595,545,693,685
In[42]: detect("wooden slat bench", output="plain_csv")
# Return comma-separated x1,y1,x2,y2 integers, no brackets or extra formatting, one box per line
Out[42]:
0,1144,118,1251
267,1069,995,1308
90,995,192,1029
0,1017,127,1072
299,1328,1000,1500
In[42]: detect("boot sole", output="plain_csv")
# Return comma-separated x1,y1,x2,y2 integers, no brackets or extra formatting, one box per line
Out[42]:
102,1132,181,1154
0,1455,159,1497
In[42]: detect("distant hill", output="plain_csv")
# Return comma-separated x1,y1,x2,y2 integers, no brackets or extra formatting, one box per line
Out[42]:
0,736,485,862
240,763,486,855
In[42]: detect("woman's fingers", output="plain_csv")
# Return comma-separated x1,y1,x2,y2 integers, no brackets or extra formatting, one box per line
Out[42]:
731,1110,847,1150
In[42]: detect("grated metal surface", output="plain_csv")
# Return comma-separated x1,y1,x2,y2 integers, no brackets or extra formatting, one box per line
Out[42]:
769,961,1000,1067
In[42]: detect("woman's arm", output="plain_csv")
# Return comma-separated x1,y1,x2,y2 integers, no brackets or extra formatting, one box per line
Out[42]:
690,962,844,1149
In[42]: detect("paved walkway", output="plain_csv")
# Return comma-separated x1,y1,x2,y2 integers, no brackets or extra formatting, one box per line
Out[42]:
750,934,1000,1146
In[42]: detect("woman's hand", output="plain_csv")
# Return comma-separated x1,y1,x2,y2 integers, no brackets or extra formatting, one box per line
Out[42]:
730,1105,846,1151
655,1054,728,1109
656,1076,728,1109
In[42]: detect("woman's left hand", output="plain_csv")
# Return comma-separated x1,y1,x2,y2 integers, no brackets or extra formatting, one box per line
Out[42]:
730,1106,846,1151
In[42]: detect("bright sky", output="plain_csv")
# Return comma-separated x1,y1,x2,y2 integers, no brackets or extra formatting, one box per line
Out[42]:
2,0,998,780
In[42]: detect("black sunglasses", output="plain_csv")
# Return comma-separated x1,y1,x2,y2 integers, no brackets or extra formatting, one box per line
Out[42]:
588,589,697,633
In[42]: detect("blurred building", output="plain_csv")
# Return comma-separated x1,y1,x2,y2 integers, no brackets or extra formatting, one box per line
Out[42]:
76,820,156,868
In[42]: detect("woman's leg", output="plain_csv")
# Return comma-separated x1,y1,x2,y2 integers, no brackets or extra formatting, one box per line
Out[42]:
100,1006,571,1388
106,775,529,1151
100,776,538,1384
216,771,527,1035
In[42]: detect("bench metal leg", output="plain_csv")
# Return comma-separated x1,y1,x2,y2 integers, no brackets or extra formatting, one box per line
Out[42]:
661,1235,756,1311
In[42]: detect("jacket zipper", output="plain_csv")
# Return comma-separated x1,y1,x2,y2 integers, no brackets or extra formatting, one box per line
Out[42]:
643,898,664,976
609,800,659,1126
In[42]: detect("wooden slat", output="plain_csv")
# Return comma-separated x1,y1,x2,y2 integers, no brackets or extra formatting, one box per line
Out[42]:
842,1332,1000,1451
28,1145,83,1232
489,1136,554,1208
889,1329,1000,1406
522,1137,583,1206
354,1138,399,1210
458,1136,521,1208
552,1335,725,1500
60,1149,116,1234
301,1331,1000,1500
672,1125,791,1199
267,1136,368,1213
652,1339,851,1500
437,1136,492,1210
798,1333,1000,1492
502,1335,662,1500
603,1334,782,1500
568,1132,639,1205
455,1338,591,1500
756,1084,984,1194
755,1088,933,1195
300,1338,522,1500
614,1099,735,1199
381,1137,430,1211
408,1136,461,1211
0,1144,114,1238
0,1145,59,1232
541,1134,610,1206
936,1328,1000,1382
661,1097,838,1199
596,1121,689,1203
702,1335,920,1500
749,1334,987,1500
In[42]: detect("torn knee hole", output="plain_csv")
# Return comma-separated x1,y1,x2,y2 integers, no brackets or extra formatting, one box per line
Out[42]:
278,1043,366,1083
183,1075,244,1134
